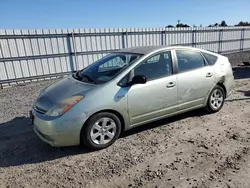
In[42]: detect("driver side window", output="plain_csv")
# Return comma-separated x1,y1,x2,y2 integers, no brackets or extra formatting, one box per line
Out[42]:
134,51,172,81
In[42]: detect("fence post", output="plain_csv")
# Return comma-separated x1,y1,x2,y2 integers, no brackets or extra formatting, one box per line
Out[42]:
121,32,126,48
126,31,128,48
161,30,165,45
66,33,75,72
218,29,223,53
192,29,196,47
164,29,167,45
240,28,245,51
71,32,78,71
121,31,129,48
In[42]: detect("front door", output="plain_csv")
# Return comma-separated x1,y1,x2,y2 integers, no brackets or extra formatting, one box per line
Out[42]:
127,51,178,126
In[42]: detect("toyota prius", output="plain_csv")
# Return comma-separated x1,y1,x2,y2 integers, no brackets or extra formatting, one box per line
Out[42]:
31,46,234,150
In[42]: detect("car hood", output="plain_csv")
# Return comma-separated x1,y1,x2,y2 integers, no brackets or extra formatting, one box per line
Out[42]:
35,75,97,112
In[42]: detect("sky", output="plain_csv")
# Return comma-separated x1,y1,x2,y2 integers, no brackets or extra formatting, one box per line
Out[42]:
0,0,249,29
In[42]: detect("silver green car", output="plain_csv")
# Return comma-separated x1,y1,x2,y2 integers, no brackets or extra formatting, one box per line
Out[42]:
31,46,234,150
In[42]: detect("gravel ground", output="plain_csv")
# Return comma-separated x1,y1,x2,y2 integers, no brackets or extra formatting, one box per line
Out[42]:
0,52,250,188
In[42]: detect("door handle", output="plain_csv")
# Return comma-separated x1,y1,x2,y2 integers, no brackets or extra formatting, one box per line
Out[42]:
206,72,213,77
166,82,176,88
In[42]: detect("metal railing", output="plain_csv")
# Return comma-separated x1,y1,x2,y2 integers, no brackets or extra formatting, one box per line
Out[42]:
0,27,250,86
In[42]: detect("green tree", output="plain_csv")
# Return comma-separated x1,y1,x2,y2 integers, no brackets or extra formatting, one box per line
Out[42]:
235,21,250,26
166,25,174,28
220,20,227,26
176,23,190,27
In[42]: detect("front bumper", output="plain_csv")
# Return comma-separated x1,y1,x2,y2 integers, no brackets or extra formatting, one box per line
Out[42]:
34,125,56,146
31,107,88,147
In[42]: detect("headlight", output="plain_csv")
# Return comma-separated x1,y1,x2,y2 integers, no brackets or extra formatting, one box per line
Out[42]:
45,96,84,117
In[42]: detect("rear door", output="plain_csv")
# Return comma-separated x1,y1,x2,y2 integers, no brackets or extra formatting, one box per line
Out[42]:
174,49,216,110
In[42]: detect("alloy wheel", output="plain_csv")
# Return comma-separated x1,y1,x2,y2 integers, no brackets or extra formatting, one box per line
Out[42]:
210,89,224,110
90,117,117,145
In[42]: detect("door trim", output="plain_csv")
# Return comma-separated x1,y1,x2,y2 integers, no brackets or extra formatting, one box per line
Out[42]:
131,104,178,122
130,104,203,128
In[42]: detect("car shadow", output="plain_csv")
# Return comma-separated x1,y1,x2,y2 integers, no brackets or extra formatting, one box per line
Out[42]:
0,116,90,168
0,109,207,168
121,109,207,138
233,66,250,80
237,90,250,97
225,97,250,102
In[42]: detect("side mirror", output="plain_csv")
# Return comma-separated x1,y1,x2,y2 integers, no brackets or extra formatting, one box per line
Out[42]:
131,75,147,85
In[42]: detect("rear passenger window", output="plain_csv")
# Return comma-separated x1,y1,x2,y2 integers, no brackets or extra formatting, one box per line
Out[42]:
176,50,205,72
202,52,218,65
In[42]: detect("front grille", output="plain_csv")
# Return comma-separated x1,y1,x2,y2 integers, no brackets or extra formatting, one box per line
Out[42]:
34,105,47,114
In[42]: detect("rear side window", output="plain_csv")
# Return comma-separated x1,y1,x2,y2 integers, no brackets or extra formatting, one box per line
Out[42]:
176,50,205,72
202,52,218,65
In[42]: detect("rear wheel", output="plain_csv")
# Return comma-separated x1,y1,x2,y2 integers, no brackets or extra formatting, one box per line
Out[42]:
205,85,225,113
81,112,121,150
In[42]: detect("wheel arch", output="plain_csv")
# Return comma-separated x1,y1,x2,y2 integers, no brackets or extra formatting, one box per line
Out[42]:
204,76,227,106
216,76,227,97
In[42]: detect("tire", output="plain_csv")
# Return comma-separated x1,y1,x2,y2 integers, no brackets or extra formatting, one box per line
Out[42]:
205,85,225,113
81,112,122,150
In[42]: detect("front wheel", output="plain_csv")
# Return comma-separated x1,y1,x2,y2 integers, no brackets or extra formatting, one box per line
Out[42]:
81,112,122,150
205,85,225,113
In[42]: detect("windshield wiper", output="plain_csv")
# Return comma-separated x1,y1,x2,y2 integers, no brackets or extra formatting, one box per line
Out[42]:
76,72,97,84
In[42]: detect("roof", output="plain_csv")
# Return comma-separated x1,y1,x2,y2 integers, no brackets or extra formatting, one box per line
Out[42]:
117,45,220,56
118,45,166,55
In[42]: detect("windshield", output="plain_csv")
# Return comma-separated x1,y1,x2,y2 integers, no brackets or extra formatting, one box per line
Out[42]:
74,53,141,84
